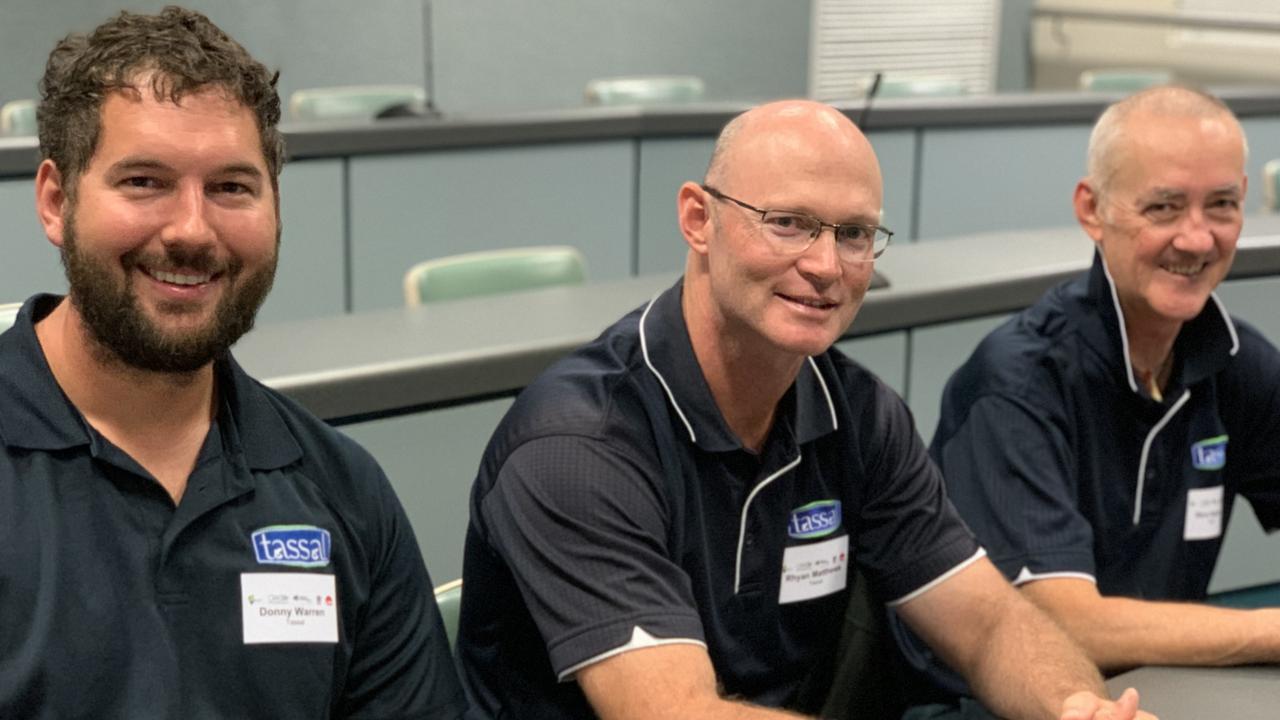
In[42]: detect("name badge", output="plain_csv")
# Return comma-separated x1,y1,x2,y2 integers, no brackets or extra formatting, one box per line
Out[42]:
779,534,849,604
1184,485,1224,541
242,573,339,644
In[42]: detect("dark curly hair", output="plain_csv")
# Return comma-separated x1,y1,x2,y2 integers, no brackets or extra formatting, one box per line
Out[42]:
37,6,284,198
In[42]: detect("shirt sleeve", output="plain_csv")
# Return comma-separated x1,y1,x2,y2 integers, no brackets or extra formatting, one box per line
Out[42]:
478,434,706,678
339,462,468,720
1220,328,1280,531
933,392,1097,584
850,382,982,603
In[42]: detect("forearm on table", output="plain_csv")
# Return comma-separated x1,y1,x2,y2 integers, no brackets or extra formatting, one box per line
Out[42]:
1023,582,1280,671
960,590,1107,720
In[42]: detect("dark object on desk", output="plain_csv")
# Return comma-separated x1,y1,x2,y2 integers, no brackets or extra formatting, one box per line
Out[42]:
375,101,441,120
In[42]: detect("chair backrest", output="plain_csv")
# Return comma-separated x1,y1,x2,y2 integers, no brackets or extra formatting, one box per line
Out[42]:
288,85,426,122
584,75,705,106
0,303,22,333
1078,69,1172,93
1263,159,1280,212
1,99,38,137
876,77,968,99
433,578,462,648
403,246,588,306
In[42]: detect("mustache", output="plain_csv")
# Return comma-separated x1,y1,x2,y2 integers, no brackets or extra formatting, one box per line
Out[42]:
121,244,238,276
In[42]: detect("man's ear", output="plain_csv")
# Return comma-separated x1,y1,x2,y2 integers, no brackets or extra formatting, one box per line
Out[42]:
677,182,714,256
1073,179,1105,246
35,159,70,248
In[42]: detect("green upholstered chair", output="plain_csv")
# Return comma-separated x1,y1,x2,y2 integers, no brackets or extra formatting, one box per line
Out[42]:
0,303,21,333
288,85,426,122
403,246,588,306
1,99,37,137
877,77,968,99
433,578,463,648
583,75,705,106
1263,159,1280,212
1078,69,1172,92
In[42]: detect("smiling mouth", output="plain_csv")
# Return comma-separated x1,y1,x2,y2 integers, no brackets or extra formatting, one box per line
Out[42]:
141,267,218,286
778,293,838,310
1161,261,1208,278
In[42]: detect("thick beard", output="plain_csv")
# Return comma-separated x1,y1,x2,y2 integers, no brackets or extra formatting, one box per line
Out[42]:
60,212,277,375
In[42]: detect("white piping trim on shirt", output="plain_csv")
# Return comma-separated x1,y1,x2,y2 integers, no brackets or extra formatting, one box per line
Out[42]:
1133,388,1191,525
639,294,697,443
807,356,839,431
556,626,707,681
1012,567,1097,587
1208,292,1240,356
734,452,802,594
1099,255,1140,394
886,548,987,607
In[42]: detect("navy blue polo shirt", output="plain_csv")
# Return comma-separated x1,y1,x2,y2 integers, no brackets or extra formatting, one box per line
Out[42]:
932,253,1280,600
458,280,980,718
0,295,466,720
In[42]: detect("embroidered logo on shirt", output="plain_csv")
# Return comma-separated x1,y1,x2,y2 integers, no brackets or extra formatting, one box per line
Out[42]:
787,500,842,539
1190,435,1228,471
251,525,332,568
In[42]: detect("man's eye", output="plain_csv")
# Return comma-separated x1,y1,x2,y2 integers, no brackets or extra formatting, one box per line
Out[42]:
122,176,161,189
213,181,251,195
764,213,815,236
837,225,872,242
1143,203,1181,221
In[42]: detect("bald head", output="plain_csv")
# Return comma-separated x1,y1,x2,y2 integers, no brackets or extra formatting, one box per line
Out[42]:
1088,85,1247,198
704,100,880,199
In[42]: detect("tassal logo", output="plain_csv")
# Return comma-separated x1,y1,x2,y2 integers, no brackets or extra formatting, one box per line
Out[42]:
787,500,842,539
251,525,332,568
1191,435,1228,471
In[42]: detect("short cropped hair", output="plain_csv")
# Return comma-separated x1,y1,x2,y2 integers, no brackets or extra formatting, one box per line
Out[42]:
1087,84,1246,197
37,5,284,198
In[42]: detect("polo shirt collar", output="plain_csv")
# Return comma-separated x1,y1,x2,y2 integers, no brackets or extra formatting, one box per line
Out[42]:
1087,252,1238,396
0,294,301,471
215,353,303,471
0,295,91,451
636,280,840,453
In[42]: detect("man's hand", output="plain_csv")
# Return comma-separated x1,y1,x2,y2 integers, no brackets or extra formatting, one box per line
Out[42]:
1061,687,1157,720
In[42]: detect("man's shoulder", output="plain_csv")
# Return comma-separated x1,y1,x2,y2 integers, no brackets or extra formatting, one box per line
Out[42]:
954,284,1087,398
506,309,654,438
223,357,386,496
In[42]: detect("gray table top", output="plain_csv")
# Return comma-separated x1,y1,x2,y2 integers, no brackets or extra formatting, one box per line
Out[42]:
234,216,1280,423
7,88,1280,175
1105,665,1280,720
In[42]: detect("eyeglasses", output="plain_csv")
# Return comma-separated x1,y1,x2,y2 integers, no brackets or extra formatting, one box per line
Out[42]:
701,184,892,262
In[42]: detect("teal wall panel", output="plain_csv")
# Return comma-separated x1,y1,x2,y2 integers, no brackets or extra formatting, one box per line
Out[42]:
0,178,63,302
348,141,634,311
917,124,1092,240
260,159,346,324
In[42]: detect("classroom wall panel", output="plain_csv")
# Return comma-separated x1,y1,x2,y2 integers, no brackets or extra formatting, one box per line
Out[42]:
917,124,1092,240
0,178,61,303
348,141,634,312
259,159,347,324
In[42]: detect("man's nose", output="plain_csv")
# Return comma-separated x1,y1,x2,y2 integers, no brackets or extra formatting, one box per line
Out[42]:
162,183,217,247
796,226,843,282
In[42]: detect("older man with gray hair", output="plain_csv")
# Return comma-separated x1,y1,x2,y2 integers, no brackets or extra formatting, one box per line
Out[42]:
925,84,1280,691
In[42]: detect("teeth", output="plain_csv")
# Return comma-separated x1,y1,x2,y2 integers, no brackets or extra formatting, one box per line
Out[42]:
791,297,830,308
151,269,211,286
1163,263,1204,277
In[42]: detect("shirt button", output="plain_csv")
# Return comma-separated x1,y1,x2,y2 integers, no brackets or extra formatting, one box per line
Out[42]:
745,533,755,548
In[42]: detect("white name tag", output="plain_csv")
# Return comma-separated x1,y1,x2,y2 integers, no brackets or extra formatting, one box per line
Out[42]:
1184,485,1225,541
242,573,339,644
779,534,849,604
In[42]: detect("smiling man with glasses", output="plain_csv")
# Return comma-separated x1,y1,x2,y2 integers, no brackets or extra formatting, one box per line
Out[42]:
457,100,1149,720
